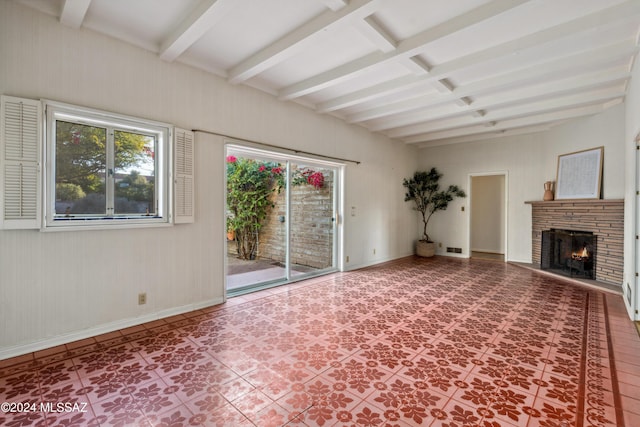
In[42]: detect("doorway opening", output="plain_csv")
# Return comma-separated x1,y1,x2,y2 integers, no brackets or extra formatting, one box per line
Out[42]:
225,144,342,296
469,173,507,262
633,132,640,320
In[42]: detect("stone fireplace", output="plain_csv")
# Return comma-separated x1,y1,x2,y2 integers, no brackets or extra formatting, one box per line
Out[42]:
541,229,596,279
526,199,623,285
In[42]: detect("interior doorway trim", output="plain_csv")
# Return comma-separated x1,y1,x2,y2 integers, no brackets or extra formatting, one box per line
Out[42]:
467,171,509,261
633,132,640,320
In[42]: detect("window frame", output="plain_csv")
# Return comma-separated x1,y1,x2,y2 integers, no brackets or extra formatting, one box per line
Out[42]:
43,100,172,230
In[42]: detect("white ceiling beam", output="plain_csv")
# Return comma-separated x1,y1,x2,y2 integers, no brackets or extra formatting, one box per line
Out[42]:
400,57,431,75
416,124,558,148
353,16,397,53
367,102,468,127
348,92,454,123
316,3,640,114
434,79,454,94
278,0,529,100
59,0,91,29
372,67,631,132
316,75,431,113
432,79,470,107
402,103,618,144
159,0,235,62
389,87,625,138
454,69,629,115
317,0,348,11
431,0,640,79
345,40,638,124
228,0,384,84
449,42,638,102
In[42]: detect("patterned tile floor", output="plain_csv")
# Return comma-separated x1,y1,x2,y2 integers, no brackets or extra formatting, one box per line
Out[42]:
1,256,639,426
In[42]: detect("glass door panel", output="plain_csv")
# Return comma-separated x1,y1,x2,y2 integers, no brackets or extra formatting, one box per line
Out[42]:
225,149,287,293
289,162,336,279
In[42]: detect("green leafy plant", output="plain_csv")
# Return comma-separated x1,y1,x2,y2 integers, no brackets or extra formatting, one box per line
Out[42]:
226,155,284,260
403,167,466,242
56,121,151,195
55,183,86,201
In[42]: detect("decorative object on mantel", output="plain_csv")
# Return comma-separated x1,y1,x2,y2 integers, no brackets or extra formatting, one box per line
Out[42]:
555,146,603,200
403,168,466,257
543,181,554,201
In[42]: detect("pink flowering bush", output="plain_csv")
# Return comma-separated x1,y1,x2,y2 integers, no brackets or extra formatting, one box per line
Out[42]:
292,168,325,189
306,171,324,189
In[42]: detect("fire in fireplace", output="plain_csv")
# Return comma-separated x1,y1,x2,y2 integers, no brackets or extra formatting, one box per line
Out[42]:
541,229,596,279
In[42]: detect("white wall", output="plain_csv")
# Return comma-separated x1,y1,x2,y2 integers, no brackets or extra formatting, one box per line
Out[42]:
471,175,505,254
0,2,418,357
418,102,625,263
624,54,640,320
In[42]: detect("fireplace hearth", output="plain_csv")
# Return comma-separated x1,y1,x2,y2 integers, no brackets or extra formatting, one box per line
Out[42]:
527,199,623,285
541,229,596,279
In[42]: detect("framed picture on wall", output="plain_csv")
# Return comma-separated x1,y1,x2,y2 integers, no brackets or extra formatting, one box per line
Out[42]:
555,147,603,200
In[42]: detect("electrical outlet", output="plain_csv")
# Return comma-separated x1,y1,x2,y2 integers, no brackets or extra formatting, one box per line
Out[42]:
373,248,376,255
346,255,350,263
138,293,147,305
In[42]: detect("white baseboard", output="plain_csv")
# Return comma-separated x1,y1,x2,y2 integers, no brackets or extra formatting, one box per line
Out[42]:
0,297,224,361
471,248,504,254
438,252,468,258
345,252,415,271
506,257,531,264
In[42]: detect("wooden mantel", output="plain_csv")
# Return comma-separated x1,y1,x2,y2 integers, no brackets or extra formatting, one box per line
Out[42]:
525,199,624,206
526,199,624,285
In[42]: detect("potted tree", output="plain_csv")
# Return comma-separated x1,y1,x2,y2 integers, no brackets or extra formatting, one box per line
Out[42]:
403,168,466,257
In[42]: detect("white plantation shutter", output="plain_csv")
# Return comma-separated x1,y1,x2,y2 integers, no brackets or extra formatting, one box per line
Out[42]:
1,96,41,229
174,127,194,224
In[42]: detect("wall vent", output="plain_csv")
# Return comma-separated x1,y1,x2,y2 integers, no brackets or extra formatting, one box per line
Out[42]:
447,247,462,253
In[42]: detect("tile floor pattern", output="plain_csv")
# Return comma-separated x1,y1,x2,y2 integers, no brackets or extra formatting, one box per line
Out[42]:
1,256,639,426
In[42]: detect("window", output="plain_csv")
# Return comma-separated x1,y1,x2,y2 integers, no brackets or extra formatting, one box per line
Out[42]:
1,95,194,230
45,101,170,228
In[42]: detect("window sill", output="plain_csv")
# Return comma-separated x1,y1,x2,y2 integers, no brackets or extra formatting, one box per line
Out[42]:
41,218,173,232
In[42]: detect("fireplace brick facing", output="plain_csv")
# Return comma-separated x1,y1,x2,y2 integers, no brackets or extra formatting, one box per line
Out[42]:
527,199,624,285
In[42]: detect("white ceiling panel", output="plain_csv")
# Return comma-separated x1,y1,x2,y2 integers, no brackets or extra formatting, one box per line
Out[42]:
16,0,640,147
373,0,492,41
182,0,326,73
254,25,383,89
420,0,630,64
85,0,200,50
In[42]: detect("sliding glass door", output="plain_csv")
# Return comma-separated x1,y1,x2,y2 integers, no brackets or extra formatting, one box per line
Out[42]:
225,145,340,295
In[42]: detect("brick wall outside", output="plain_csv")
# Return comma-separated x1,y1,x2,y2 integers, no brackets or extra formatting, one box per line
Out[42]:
527,199,624,285
258,173,334,269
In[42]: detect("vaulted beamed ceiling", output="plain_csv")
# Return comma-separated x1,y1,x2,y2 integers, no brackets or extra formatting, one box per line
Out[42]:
18,0,640,147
